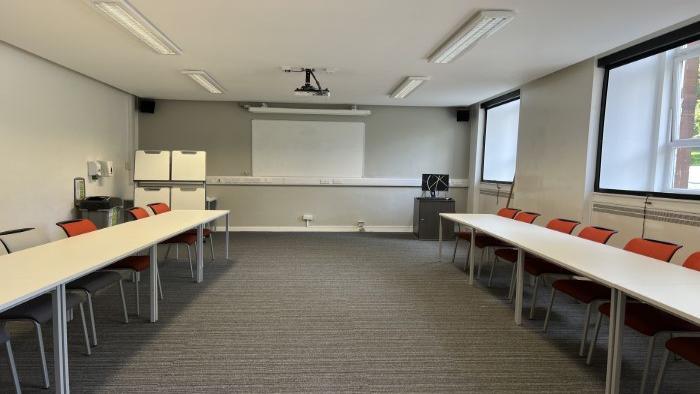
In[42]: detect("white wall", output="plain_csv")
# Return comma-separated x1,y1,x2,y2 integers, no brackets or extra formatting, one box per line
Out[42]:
0,42,133,239
139,101,470,230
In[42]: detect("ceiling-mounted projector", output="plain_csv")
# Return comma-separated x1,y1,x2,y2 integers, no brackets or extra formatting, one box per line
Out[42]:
286,68,330,97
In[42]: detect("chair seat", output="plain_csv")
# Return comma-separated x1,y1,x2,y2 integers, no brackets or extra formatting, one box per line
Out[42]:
599,302,700,337
68,271,122,294
0,326,9,343
553,279,611,304
0,293,85,324
524,257,572,277
666,337,700,366
494,248,518,263
185,228,212,237
163,233,197,246
108,255,150,272
475,234,509,249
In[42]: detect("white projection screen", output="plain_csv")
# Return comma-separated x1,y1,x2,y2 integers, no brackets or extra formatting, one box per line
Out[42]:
252,120,365,177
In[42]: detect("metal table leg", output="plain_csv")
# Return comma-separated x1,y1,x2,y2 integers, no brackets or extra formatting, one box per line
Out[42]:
468,228,476,285
52,284,69,393
514,248,524,325
149,244,158,323
438,216,443,262
196,224,204,283
606,289,626,393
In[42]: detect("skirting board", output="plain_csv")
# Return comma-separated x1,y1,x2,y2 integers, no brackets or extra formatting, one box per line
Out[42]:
214,225,413,233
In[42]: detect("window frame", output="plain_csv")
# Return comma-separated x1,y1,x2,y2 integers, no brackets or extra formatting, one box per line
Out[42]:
480,90,521,184
594,21,700,200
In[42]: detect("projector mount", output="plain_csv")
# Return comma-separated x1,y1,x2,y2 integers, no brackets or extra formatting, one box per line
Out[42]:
285,67,330,97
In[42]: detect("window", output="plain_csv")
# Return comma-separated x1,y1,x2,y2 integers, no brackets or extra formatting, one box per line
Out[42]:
596,22,700,198
481,90,520,183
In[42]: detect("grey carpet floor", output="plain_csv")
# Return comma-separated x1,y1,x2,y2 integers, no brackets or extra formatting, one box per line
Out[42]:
1,232,698,393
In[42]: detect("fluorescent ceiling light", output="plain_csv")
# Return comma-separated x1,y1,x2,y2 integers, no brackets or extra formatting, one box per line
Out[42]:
91,0,182,55
248,106,371,116
182,70,225,94
390,76,430,99
429,10,515,64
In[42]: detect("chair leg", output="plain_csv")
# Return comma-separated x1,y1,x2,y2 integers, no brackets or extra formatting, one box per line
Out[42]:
587,312,604,365
652,349,670,394
209,236,215,263
451,237,459,263
78,303,91,356
187,244,194,278
135,272,140,317
34,322,49,388
579,303,592,356
157,270,164,300
529,276,540,320
165,244,172,261
5,341,21,394
543,288,556,332
488,256,496,287
86,293,97,346
119,280,129,324
508,263,517,301
640,335,656,394
477,248,485,279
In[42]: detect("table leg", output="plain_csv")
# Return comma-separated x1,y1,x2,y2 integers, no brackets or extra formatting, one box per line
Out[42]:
514,248,524,325
606,289,626,394
52,284,69,393
225,213,230,260
196,224,204,283
438,216,443,262
149,244,158,323
468,228,475,285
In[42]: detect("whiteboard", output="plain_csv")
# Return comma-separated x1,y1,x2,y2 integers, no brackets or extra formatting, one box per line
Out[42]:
252,120,364,177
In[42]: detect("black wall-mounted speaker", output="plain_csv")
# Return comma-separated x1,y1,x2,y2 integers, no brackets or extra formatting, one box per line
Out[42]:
137,98,156,114
456,109,470,122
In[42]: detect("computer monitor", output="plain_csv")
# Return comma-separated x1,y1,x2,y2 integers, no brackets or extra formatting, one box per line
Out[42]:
421,174,449,197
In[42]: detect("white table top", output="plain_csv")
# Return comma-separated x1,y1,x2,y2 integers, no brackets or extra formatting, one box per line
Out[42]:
441,213,700,325
0,210,228,313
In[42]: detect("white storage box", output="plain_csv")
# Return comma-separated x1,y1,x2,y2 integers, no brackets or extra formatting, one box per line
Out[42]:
134,150,171,181
171,150,206,181
134,187,170,209
171,186,205,210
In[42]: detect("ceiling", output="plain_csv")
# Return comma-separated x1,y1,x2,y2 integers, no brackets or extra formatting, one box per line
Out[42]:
1,0,699,107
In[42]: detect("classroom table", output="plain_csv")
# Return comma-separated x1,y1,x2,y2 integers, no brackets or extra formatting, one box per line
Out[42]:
437,213,700,394
0,209,230,393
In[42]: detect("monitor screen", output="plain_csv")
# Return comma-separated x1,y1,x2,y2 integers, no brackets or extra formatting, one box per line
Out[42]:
422,174,449,192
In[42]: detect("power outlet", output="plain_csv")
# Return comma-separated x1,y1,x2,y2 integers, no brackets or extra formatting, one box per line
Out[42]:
357,220,366,232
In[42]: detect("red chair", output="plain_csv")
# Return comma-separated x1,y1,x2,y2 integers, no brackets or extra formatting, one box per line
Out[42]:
587,239,685,393
487,211,541,294
56,219,129,346
542,226,618,356
148,202,215,262
451,207,520,273
653,277,700,393
129,206,198,279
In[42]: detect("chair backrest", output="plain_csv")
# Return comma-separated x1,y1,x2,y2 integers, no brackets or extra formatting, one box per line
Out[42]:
624,238,682,262
56,219,97,237
577,226,617,244
496,207,520,219
0,228,49,253
148,202,170,215
546,218,580,234
514,211,540,224
683,252,700,272
127,207,151,220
